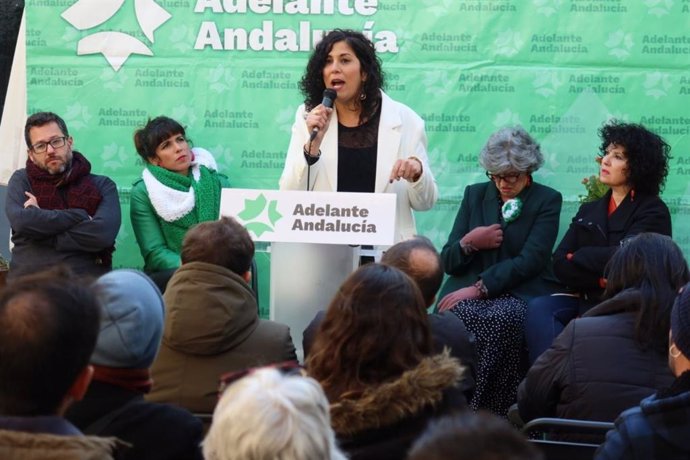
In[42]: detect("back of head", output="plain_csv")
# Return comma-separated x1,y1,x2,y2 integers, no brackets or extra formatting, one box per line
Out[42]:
598,120,670,195
91,269,165,369
133,115,186,163
203,368,345,460
381,235,443,307
408,411,543,460
181,216,255,277
479,125,544,174
306,263,431,399
671,285,690,374
604,232,689,352
0,268,100,415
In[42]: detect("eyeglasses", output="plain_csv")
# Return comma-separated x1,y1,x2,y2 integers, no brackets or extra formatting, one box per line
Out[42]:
486,171,522,184
30,136,68,154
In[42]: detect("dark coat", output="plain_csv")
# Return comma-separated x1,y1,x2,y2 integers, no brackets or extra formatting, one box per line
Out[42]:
303,310,478,401
518,289,674,423
595,372,690,460
439,181,562,301
327,351,466,460
553,190,671,302
148,262,296,413
66,381,203,460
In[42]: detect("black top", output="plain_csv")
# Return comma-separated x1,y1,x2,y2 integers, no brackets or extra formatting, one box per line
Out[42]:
337,104,381,193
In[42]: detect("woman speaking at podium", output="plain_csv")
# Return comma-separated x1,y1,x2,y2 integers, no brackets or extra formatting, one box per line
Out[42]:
279,29,437,243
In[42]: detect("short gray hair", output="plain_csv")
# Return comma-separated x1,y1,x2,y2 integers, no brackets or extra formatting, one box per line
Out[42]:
479,126,544,174
203,368,346,460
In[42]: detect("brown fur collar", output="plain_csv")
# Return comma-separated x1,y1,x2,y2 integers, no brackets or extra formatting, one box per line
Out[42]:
329,350,464,435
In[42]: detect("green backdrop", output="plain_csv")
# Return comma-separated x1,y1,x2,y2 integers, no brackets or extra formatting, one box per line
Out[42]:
26,0,690,312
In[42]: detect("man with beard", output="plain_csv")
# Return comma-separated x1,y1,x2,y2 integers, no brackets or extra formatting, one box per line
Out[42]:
5,112,120,281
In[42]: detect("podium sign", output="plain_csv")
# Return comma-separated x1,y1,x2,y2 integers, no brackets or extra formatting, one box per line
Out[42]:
220,189,396,246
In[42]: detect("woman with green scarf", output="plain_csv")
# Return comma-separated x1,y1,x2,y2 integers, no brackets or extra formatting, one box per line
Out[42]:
131,116,229,291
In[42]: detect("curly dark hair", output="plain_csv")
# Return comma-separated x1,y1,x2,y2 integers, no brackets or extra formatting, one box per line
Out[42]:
299,29,385,123
598,120,670,195
306,263,431,401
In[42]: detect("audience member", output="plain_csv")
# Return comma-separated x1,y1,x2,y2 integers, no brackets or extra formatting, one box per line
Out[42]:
596,283,690,459
5,111,121,281
65,269,203,460
203,367,346,460
148,216,296,413
131,115,230,291
0,269,123,458
526,121,672,364
437,126,562,416
408,411,543,460
307,263,466,459
302,235,477,400
519,233,688,423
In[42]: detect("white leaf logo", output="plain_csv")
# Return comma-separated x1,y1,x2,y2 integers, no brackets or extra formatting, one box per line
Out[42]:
62,0,171,71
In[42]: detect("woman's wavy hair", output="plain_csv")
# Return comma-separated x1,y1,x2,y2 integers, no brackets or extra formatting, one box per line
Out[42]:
133,116,187,163
603,233,689,353
479,125,544,174
299,29,384,123
598,120,671,195
306,263,432,401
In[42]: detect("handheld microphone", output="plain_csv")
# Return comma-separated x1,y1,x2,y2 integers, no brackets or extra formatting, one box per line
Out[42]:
310,88,337,141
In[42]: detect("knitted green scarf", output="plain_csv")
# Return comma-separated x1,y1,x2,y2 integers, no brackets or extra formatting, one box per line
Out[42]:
145,163,221,253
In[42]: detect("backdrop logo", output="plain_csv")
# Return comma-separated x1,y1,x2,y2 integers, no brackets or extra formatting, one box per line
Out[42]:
61,0,171,71
238,194,283,237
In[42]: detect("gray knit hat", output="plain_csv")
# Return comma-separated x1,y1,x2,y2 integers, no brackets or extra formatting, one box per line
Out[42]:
671,283,690,358
91,269,165,369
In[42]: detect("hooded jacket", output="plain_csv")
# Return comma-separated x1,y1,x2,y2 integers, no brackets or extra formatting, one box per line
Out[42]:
518,289,674,423
328,351,466,460
147,261,296,413
596,372,690,460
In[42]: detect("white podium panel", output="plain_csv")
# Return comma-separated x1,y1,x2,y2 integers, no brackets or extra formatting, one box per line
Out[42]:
270,242,359,362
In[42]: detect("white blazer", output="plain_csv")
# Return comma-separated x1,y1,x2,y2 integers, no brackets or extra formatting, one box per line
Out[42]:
279,91,438,242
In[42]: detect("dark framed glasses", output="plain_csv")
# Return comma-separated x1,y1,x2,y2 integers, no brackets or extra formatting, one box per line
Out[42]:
486,171,522,184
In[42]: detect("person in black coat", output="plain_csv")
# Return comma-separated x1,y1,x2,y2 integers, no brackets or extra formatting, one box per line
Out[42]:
65,270,203,460
518,233,689,423
302,236,477,402
525,121,673,364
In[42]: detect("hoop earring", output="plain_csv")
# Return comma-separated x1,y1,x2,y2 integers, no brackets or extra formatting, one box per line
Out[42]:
670,344,682,359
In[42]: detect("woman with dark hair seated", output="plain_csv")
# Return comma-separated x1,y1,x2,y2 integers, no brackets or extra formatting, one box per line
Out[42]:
525,121,672,364
518,233,689,423
596,284,690,459
130,116,229,291
306,263,466,460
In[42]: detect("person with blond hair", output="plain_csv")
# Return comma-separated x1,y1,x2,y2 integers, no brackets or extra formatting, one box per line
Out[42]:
203,368,346,460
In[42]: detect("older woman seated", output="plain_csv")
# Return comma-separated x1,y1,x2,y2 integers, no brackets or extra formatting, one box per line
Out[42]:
437,126,562,417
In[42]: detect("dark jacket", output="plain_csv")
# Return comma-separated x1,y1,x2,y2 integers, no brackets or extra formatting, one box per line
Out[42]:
518,289,674,423
66,381,203,460
148,261,296,413
303,310,477,402
5,168,121,281
595,372,690,460
553,190,671,303
327,351,466,460
439,181,562,301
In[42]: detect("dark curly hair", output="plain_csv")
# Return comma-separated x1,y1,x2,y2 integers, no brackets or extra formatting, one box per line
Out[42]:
299,29,385,123
598,120,670,195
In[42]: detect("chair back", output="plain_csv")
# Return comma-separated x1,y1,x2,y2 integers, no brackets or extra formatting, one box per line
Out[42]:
522,417,615,460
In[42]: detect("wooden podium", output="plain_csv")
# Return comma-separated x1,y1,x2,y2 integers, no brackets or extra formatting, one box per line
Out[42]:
220,188,396,360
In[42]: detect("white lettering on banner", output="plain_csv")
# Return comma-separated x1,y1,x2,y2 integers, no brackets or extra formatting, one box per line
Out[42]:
194,0,378,15
194,20,398,52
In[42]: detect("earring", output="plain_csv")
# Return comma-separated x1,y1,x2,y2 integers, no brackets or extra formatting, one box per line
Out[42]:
670,344,681,359
360,91,366,101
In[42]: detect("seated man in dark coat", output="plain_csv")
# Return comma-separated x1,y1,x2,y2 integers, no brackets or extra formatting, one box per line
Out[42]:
303,236,477,401
66,269,204,460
